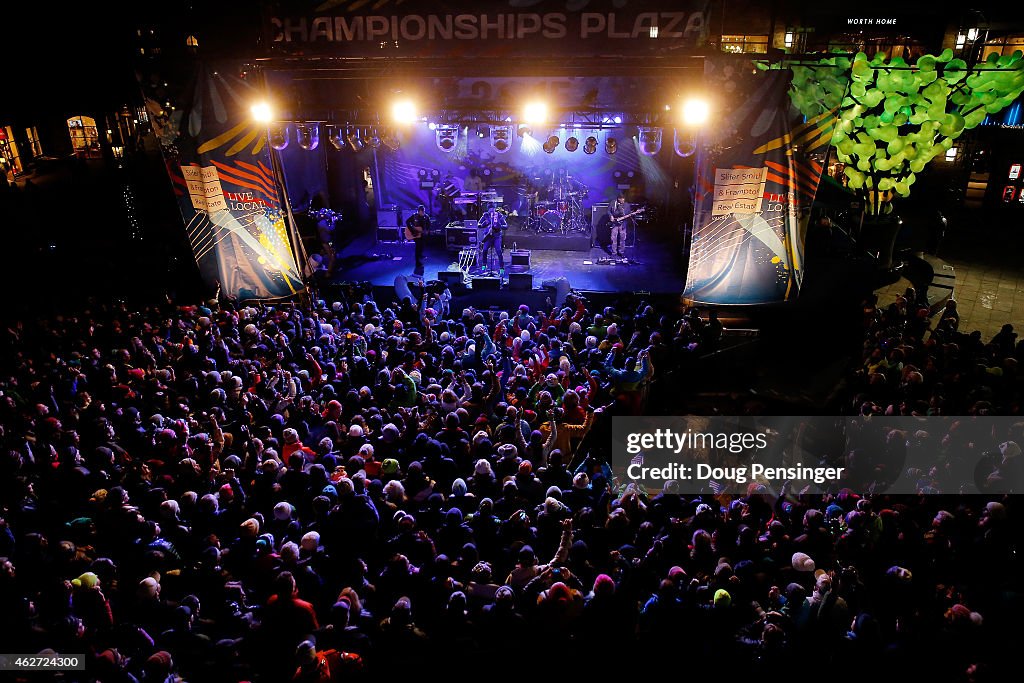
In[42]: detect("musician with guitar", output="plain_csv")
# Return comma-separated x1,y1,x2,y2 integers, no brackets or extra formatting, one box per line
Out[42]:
478,206,508,274
405,204,430,273
608,194,644,262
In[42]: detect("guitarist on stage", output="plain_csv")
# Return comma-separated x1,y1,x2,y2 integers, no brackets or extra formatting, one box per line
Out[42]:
608,194,635,261
405,204,430,273
479,206,508,274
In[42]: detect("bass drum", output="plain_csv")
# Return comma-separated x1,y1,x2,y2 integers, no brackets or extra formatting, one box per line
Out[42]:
541,210,563,232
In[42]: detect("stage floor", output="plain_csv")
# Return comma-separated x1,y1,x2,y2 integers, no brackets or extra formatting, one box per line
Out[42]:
330,232,686,294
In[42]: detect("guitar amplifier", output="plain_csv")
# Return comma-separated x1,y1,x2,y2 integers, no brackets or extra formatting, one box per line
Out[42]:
377,226,403,243
377,206,401,227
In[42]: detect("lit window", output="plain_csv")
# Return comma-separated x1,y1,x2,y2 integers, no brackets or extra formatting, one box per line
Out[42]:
721,34,768,54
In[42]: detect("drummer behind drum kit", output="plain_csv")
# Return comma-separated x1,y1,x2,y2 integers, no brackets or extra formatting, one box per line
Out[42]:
521,172,591,235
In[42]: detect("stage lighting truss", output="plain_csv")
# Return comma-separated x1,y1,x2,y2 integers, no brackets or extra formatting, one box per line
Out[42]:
673,128,697,158
583,136,598,154
436,124,459,153
565,136,579,152
490,124,513,153
268,123,289,150
637,126,662,156
296,122,320,151
542,135,559,154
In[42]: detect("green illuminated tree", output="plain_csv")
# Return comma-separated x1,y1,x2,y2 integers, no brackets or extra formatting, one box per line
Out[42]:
788,49,1024,216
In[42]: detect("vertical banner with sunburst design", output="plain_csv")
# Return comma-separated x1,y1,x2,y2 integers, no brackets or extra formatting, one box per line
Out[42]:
683,61,837,305
149,64,304,299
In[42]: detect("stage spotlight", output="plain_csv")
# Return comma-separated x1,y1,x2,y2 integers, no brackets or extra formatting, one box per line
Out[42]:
435,124,459,152
673,129,697,157
428,121,438,131
346,128,364,152
477,126,488,139
381,129,400,151
296,123,320,151
392,99,417,124
251,101,273,123
491,124,512,153
584,136,598,154
328,126,345,151
369,131,382,149
523,100,548,124
268,123,289,150
542,135,559,154
681,97,710,126
517,124,532,138
605,137,617,154
565,136,579,152
637,126,662,156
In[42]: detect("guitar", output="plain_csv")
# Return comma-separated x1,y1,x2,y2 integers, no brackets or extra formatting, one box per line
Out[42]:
609,207,645,224
405,216,427,240
481,213,508,240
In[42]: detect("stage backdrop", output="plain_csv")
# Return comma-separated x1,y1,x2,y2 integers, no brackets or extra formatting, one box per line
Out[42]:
262,0,710,59
683,60,838,305
147,64,304,300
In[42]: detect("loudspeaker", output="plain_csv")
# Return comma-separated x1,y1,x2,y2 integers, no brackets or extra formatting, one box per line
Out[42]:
377,207,401,227
377,226,402,242
509,272,533,290
591,203,611,247
472,276,501,290
438,270,464,286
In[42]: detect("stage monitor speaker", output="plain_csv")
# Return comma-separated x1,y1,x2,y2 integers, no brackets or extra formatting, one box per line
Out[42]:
591,204,609,228
377,226,403,243
509,272,533,290
377,207,401,227
591,203,611,248
472,276,501,291
437,270,464,286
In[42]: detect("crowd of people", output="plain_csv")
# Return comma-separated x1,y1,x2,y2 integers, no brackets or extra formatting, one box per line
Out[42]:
0,284,1018,681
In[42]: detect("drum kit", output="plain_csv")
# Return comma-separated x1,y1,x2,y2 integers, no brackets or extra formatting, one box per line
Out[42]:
520,171,590,235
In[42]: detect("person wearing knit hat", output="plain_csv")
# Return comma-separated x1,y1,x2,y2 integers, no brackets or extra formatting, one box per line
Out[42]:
71,572,99,590
792,552,816,573
144,651,174,680
713,589,732,608
274,501,294,521
240,518,260,537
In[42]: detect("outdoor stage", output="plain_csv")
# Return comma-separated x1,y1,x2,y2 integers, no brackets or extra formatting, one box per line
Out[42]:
329,228,686,295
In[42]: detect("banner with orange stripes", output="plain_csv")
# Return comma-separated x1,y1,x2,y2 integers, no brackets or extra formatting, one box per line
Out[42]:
683,59,837,305
147,63,304,299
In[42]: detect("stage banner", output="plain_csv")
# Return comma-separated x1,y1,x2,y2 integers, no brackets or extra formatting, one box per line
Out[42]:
683,60,838,305
146,64,304,300
262,0,710,59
